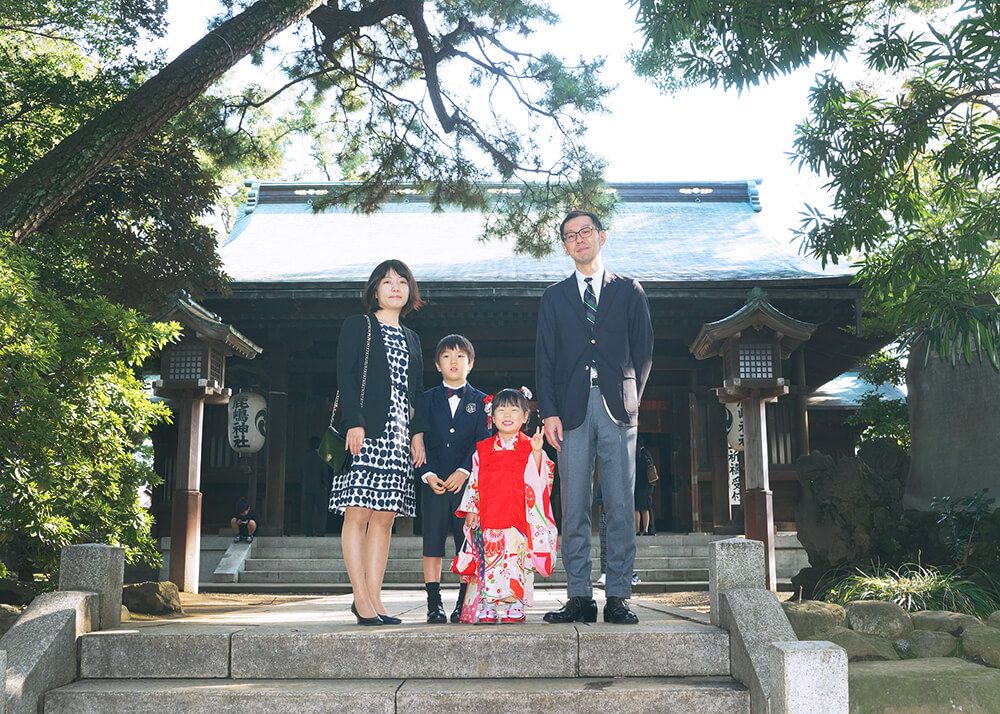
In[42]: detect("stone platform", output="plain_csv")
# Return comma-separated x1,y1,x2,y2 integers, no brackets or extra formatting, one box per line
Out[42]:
46,589,749,713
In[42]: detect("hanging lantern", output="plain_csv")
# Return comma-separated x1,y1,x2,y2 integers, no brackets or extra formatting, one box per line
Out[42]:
724,402,745,452
228,391,267,454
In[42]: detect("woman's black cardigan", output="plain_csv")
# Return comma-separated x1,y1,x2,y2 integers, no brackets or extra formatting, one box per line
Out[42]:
336,313,428,439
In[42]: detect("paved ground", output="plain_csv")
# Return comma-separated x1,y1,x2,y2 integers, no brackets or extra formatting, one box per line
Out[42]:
131,588,711,628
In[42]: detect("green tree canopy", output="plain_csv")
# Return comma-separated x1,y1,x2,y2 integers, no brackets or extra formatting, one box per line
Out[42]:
631,0,1000,365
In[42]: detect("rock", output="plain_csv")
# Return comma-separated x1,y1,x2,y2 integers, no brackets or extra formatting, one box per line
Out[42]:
121,581,182,615
906,629,959,658
846,600,913,639
911,609,981,635
962,625,1000,668
0,578,37,606
782,600,847,640
988,611,1000,629
121,605,130,622
849,658,1000,713
812,626,899,662
0,602,21,637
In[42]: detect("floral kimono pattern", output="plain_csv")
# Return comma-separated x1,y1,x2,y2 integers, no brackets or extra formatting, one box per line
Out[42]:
452,433,557,610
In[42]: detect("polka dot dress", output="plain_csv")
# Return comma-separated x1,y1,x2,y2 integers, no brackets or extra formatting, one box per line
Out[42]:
330,321,415,516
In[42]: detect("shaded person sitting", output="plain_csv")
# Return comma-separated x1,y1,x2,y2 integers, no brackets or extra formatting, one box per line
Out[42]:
231,498,258,543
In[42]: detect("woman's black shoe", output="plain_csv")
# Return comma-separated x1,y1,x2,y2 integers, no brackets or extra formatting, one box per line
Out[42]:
378,613,402,625
351,602,384,626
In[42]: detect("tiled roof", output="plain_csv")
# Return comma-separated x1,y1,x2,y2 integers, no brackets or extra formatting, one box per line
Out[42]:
219,181,856,285
807,371,907,409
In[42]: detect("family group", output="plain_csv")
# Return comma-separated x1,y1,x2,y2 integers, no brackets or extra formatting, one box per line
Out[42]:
329,210,654,627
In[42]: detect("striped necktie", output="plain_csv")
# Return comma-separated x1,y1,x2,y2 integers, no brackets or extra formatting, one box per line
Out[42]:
583,277,598,325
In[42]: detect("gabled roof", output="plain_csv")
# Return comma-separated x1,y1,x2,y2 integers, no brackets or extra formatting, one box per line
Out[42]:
219,181,856,286
156,290,262,359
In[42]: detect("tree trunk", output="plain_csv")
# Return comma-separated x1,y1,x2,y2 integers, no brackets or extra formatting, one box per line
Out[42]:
0,0,324,241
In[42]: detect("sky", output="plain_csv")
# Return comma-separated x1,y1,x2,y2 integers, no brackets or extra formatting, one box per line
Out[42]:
158,0,855,237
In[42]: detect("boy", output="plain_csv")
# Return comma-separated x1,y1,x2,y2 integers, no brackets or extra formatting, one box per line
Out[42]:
417,334,491,623
231,498,257,543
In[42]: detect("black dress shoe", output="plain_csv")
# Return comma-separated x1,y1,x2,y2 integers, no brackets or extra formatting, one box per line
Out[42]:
427,603,447,624
603,596,639,625
450,602,463,623
543,596,597,624
351,602,384,626
378,613,402,625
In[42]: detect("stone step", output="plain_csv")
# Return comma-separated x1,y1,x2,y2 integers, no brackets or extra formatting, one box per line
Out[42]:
241,555,709,571
247,545,707,559
78,622,730,680
199,580,723,594
236,569,710,584
46,676,749,713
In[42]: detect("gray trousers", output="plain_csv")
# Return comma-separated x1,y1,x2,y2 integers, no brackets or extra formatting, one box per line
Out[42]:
559,387,637,598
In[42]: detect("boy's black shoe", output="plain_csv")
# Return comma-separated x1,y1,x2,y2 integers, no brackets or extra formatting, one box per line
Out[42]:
543,596,597,623
233,535,243,543
427,603,447,624
603,597,639,625
246,535,254,544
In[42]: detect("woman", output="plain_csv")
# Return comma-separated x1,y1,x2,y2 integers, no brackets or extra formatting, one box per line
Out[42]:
330,259,428,625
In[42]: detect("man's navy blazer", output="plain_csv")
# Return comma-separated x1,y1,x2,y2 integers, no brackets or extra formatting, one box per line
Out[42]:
535,271,654,431
416,383,492,480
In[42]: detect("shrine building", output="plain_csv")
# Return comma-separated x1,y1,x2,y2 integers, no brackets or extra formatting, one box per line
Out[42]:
150,179,884,538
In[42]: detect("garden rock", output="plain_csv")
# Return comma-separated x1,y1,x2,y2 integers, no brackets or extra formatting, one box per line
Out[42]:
846,600,912,639
782,600,846,639
850,658,1000,713
813,626,899,661
911,609,981,635
906,629,959,658
988,610,1000,629
962,624,1000,668
0,578,36,605
0,603,21,637
121,605,130,622
121,581,182,615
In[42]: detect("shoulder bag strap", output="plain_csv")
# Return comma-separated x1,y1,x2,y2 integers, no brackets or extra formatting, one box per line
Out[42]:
329,314,374,428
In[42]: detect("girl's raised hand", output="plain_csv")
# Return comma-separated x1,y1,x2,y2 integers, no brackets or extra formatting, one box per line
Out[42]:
531,426,544,453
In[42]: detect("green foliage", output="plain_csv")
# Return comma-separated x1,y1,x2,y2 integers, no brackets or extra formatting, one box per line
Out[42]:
630,0,1000,365
817,562,1000,619
847,349,910,447
932,488,997,567
0,242,179,576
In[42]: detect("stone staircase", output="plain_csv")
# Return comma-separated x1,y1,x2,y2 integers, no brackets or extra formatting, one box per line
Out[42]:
43,593,750,712
194,532,806,593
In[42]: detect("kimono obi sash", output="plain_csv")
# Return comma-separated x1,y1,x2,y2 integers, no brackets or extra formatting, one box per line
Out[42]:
475,433,531,536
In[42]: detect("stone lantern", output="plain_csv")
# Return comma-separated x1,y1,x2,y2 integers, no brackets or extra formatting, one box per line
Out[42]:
153,291,261,593
691,288,816,589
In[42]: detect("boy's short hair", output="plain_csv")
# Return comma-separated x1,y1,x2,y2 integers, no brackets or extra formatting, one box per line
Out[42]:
236,497,249,514
435,334,475,363
492,388,530,414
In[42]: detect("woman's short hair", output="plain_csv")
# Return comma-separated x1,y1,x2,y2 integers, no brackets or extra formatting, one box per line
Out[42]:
492,388,530,414
363,259,426,316
435,334,475,363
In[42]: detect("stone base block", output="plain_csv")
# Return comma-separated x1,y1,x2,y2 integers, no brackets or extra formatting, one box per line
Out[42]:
80,630,231,678
58,544,124,630
709,539,765,627
849,658,1000,713
769,641,848,713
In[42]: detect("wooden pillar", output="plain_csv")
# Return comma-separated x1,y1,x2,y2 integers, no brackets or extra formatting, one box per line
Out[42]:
168,394,205,594
743,395,776,590
265,350,289,534
687,371,702,531
795,349,810,457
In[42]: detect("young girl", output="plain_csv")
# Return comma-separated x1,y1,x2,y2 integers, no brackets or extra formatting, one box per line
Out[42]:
452,387,558,624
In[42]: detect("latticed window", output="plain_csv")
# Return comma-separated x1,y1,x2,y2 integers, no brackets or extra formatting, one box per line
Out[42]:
737,341,774,379
209,346,224,383
166,339,204,380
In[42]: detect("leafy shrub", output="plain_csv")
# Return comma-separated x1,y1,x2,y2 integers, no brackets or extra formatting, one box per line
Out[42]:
817,562,1000,620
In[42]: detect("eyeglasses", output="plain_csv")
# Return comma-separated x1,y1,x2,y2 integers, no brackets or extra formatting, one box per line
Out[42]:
562,225,597,243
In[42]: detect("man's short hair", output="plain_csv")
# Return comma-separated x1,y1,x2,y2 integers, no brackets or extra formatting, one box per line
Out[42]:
435,334,475,363
559,210,604,238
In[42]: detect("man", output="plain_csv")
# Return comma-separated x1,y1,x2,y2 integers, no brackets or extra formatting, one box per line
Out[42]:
536,210,653,625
